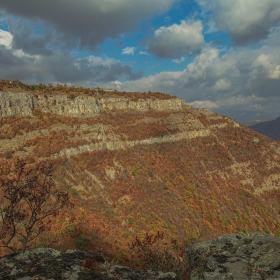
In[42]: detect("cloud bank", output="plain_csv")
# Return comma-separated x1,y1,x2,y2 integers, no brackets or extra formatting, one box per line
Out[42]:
0,0,176,49
0,30,143,85
145,20,204,58
197,0,280,45
121,38,280,115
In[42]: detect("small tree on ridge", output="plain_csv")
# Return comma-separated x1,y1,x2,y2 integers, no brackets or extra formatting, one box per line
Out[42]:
0,159,72,254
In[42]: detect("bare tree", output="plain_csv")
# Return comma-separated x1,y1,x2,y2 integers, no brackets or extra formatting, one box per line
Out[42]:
0,159,72,253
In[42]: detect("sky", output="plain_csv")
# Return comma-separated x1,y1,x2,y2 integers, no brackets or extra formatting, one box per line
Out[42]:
0,0,280,122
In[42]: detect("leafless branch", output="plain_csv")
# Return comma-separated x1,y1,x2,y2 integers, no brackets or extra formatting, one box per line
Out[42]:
0,159,72,254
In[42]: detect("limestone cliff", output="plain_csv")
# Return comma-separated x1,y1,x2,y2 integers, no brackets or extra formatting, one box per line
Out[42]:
0,91,188,118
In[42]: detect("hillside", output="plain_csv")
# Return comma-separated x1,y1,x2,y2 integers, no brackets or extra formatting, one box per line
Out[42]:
0,80,280,265
249,116,280,142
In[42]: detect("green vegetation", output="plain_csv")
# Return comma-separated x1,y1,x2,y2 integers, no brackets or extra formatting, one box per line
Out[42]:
75,236,88,250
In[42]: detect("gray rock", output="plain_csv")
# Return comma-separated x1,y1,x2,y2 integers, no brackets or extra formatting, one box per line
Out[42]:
0,248,180,280
187,233,280,280
1,233,280,279
0,91,188,118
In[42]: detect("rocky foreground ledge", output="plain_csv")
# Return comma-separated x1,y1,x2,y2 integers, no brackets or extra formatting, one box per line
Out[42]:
1,233,280,280
188,233,280,280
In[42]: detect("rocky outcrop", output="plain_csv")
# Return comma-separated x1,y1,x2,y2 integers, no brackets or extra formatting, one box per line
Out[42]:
0,92,188,118
0,248,179,280
0,92,34,117
187,233,280,280
52,129,211,159
1,233,280,280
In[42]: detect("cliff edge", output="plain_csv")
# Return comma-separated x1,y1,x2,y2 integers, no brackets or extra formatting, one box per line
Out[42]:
0,91,188,118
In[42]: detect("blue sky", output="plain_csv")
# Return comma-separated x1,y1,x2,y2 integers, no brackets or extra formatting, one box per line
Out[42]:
0,0,280,122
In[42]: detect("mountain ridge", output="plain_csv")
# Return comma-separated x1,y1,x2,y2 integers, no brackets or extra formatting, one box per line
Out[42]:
0,89,236,161
0,81,280,270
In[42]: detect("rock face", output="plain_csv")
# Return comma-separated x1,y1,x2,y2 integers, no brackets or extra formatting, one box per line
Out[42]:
0,91,188,118
188,233,280,280
0,92,34,117
1,233,280,280
53,129,211,159
0,248,179,280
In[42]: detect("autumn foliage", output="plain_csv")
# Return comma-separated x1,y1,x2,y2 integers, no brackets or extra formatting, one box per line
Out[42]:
0,78,280,270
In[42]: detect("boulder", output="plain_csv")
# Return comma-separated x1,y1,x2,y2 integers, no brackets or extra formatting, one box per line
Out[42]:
187,233,280,280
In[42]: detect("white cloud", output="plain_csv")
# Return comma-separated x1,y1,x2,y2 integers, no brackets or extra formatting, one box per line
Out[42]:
251,54,280,79
182,48,219,81
145,20,204,58
122,47,136,55
197,0,280,45
0,29,12,49
211,78,231,90
111,80,122,89
172,57,185,63
189,100,218,109
0,29,41,58
84,56,119,66
139,51,149,55
121,71,182,93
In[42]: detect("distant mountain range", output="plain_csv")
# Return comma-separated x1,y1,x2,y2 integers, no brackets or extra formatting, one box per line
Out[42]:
214,108,280,123
243,119,272,127
247,116,280,142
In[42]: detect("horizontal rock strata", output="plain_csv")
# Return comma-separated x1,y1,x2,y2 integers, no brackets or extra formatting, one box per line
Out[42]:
0,92,188,118
52,129,210,159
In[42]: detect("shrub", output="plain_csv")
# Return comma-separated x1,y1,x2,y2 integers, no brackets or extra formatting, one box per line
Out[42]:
128,231,190,279
128,216,134,224
75,236,88,250
148,170,153,177
0,159,72,254
69,93,75,100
